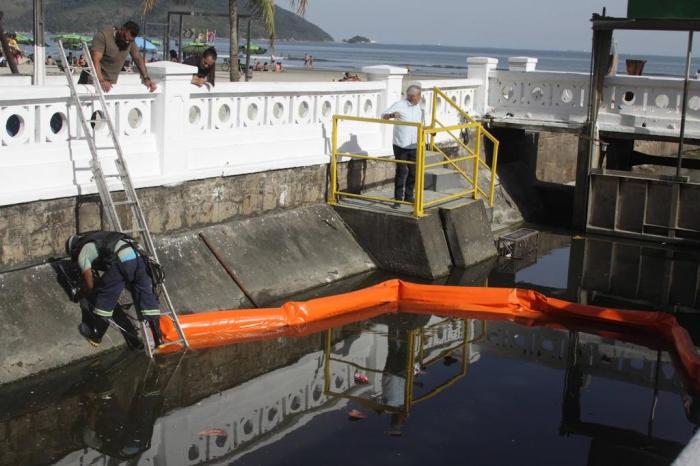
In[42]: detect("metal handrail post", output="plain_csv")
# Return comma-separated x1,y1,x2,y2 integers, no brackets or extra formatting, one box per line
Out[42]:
430,88,439,151
473,125,481,200
414,125,426,217
489,140,499,207
328,116,339,205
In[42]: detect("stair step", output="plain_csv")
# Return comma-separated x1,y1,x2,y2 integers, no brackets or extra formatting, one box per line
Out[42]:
425,168,468,192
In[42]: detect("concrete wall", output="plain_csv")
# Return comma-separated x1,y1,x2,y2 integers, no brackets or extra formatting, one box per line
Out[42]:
0,204,376,386
535,131,579,184
0,158,394,272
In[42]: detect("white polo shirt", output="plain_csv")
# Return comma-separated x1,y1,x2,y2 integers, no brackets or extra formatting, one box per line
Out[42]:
383,98,424,149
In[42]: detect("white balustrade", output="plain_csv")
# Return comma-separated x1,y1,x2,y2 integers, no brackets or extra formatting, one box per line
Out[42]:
0,62,398,206
599,74,700,138
5,56,699,207
488,70,590,123
486,59,700,139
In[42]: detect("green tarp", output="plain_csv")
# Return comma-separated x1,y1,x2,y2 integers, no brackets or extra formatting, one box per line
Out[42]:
628,0,700,19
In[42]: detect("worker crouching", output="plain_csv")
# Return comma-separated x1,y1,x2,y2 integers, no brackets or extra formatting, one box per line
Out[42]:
66,231,163,349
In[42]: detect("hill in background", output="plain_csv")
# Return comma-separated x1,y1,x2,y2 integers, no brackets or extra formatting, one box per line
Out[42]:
3,0,333,41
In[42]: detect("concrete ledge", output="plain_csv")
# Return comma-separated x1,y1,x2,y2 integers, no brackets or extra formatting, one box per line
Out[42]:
439,200,497,267
334,206,452,279
201,204,377,306
0,204,375,385
156,232,253,313
0,265,121,385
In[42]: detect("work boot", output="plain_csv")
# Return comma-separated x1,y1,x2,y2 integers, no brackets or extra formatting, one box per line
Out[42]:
148,320,163,347
78,323,101,347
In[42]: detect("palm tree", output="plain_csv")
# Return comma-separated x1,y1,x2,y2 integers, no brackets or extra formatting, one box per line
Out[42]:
141,0,307,82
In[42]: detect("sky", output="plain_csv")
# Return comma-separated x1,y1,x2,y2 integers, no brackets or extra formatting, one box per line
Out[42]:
294,0,700,57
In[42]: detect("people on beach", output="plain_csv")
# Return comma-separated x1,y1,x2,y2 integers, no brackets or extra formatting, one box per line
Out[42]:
65,231,163,350
309,55,314,69
183,46,217,87
274,61,283,72
339,72,360,81
77,53,87,67
79,21,157,93
253,60,263,71
46,55,55,66
6,33,23,63
169,49,179,62
304,53,310,68
382,85,424,206
263,61,269,72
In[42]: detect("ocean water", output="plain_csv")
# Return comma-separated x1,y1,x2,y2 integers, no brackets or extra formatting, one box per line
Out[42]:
33,38,699,77
210,40,700,77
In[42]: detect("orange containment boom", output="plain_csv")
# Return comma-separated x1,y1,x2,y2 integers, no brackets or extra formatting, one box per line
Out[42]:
159,279,700,392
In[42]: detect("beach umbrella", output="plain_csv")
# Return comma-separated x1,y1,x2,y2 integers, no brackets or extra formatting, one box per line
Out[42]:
135,37,157,51
52,33,88,50
239,42,267,54
148,38,162,47
14,33,34,45
182,40,211,54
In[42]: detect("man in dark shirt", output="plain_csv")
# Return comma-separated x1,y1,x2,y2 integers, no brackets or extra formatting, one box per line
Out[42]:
80,21,156,93
184,47,216,87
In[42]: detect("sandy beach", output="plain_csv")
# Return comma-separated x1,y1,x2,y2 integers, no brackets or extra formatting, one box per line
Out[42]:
0,62,442,85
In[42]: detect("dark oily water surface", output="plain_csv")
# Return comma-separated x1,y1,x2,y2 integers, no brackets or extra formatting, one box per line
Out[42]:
2,231,700,466
2,311,696,466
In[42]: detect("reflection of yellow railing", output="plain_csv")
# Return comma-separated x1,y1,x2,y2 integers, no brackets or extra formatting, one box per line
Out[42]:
322,318,482,415
328,86,500,217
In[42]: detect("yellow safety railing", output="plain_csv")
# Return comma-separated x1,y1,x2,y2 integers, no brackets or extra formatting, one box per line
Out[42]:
328,86,500,217
428,87,500,208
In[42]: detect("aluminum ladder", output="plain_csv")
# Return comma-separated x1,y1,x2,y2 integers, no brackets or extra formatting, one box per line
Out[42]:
57,40,189,358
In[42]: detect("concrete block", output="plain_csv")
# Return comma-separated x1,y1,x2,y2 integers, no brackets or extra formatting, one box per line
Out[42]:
0,265,121,385
439,200,497,268
425,168,467,191
155,232,253,313
201,204,376,306
334,206,452,279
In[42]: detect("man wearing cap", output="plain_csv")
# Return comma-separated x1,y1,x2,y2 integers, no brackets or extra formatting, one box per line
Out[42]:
79,21,157,93
66,231,162,348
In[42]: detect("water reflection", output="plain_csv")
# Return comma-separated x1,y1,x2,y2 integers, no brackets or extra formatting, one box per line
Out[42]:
21,311,691,466
75,357,166,461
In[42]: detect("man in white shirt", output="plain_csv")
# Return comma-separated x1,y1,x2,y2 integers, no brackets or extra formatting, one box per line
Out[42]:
382,85,424,204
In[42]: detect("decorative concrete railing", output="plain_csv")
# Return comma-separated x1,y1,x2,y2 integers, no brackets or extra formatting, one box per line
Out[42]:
0,63,425,206
486,56,700,138
599,74,700,138
3,56,700,207
488,70,590,123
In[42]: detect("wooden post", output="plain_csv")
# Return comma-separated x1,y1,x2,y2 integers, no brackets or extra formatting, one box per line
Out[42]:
572,23,612,231
0,12,20,74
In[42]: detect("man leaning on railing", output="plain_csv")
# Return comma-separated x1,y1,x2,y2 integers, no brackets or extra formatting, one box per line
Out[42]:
382,85,424,207
79,21,157,94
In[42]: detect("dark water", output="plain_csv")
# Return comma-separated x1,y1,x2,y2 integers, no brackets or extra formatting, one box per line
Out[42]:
1,231,699,466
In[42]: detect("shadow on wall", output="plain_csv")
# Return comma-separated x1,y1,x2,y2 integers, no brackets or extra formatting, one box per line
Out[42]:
487,127,574,227
338,134,368,194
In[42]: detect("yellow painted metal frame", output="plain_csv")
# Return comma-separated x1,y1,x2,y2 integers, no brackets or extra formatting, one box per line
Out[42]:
328,87,501,217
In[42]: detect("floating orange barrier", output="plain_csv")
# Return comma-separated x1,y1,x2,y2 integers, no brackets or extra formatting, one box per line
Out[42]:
160,279,700,392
